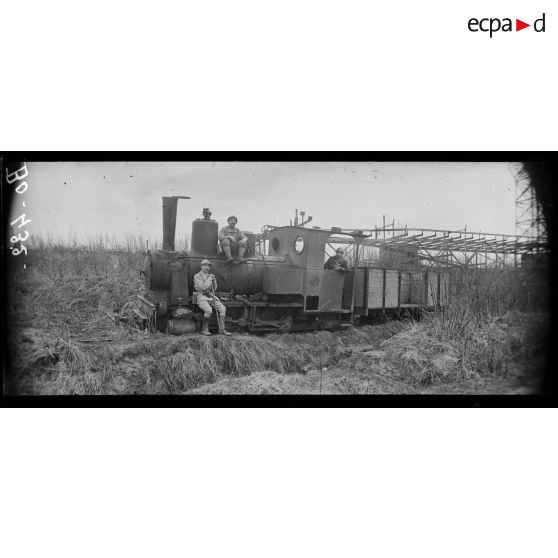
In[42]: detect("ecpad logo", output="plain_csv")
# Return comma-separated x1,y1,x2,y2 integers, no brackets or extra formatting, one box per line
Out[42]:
468,13,546,37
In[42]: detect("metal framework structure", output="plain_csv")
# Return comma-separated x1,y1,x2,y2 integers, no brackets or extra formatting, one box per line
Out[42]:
512,162,548,244
258,187,549,270
351,227,546,268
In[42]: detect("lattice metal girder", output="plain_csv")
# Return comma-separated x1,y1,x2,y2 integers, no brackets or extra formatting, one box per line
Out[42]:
433,241,491,252
328,230,547,255
385,235,543,253
389,237,482,250
436,240,540,254
416,238,537,253
366,227,530,239
364,235,411,245
517,184,535,199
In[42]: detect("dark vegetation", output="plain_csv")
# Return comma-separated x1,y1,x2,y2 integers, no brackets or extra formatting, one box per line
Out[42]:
5,244,549,395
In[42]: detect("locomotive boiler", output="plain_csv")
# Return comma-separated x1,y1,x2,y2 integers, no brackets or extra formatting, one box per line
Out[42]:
136,196,449,334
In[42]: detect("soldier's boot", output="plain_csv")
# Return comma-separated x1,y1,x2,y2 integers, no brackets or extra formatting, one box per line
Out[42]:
201,317,212,335
222,244,234,262
237,245,246,262
218,316,232,336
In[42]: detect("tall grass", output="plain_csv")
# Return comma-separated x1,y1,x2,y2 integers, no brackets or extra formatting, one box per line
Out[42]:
27,231,190,252
427,266,547,339
6,235,549,394
424,265,549,380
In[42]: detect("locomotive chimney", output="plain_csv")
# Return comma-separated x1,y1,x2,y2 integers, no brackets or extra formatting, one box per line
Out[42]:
162,196,190,251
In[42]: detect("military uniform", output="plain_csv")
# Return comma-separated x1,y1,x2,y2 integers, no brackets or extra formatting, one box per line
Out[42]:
324,255,350,272
219,218,248,262
193,269,226,318
218,225,247,247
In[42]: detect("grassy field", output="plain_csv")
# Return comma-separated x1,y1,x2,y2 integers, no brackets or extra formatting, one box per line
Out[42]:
5,245,549,395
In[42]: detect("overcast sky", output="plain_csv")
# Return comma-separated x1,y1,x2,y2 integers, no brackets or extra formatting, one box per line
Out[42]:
21,161,518,244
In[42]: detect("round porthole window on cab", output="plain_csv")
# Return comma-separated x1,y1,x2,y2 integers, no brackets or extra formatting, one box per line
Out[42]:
271,237,280,253
294,236,305,255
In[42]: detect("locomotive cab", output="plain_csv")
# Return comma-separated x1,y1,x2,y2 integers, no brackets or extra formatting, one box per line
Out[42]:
264,227,358,314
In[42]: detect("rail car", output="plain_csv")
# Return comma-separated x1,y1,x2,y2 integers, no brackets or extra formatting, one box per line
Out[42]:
136,196,449,334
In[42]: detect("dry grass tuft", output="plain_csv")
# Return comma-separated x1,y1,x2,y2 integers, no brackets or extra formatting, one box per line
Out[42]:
378,326,462,385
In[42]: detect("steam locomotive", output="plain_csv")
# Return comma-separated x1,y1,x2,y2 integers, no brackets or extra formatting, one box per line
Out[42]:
137,196,449,334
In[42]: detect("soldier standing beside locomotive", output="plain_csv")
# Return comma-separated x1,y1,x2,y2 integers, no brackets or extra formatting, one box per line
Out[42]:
219,216,247,263
324,248,351,272
193,259,232,336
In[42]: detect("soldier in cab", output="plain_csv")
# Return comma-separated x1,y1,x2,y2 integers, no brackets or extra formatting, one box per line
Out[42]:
324,247,351,272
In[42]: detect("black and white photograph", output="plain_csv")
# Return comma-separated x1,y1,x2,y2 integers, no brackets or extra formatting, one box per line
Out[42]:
2,2,557,558
2,156,553,399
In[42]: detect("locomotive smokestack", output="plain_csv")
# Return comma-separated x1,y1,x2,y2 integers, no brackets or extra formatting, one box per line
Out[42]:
162,196,190,251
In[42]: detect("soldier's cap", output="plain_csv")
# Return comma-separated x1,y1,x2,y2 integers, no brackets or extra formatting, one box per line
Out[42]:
336,248,344,254
227,215,238,222
200,259,211,266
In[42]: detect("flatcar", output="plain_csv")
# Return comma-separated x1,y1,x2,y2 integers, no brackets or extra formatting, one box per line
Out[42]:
136,196,449,334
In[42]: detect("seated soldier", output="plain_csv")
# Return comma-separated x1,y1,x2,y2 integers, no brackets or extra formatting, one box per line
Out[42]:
219,215,247,263
193,259,231,336
324,247,351,272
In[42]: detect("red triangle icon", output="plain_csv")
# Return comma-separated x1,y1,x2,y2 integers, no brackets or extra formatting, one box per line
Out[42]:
516,19,530,31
